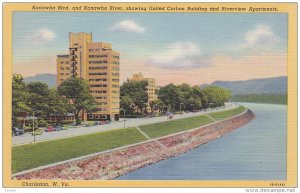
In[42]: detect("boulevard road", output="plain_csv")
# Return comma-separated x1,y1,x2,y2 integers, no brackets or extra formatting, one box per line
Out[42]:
12,103,236,145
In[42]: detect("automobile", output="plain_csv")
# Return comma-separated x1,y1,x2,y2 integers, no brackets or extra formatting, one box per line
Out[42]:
44,126,55,132
105,120,111,124
93,121,99,126
62,126,69,130
32,128,43,135
54,126,63,131
12,127,24,136
100,121,106,125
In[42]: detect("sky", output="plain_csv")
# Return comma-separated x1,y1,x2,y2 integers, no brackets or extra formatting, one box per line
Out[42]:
13,12,287,86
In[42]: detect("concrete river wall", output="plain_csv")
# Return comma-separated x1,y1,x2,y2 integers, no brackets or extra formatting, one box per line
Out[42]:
14,110,254,180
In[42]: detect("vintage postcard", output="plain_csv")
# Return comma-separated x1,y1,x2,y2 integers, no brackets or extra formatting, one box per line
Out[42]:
2,2,297,189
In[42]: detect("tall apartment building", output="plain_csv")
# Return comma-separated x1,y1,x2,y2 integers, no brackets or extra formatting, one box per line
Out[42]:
130,72,158,110
57,32,120,121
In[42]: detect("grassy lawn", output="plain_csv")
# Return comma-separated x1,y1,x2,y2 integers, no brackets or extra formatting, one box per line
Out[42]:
140,106,247,139
12,127,147,173
12,106,247,173
209,106,246,121
140,116,213,139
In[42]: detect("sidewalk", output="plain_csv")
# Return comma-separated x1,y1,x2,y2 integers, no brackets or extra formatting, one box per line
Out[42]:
12,103,236,146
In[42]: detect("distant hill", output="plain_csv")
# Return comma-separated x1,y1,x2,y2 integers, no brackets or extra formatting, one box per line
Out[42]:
201,76,287,95
24,73,57,88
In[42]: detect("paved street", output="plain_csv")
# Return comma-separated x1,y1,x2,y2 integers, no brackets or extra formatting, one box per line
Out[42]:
12,103,236,145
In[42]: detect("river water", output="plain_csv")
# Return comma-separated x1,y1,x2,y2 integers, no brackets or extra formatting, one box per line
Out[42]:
118,103,287,180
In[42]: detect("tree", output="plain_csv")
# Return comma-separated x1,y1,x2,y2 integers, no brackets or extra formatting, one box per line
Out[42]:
150,99,165,113
158,84,181,112
120,80,148,115
58,77,96,125
201,86,231,108
12,74,31,127
47,88,73,124
26,81,50,120
120,95,134,116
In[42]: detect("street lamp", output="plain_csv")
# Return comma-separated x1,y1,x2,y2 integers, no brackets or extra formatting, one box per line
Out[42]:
32,110,41,143
191,104,195,115
209,103,214,112
180,102,183,112
120,108,126,128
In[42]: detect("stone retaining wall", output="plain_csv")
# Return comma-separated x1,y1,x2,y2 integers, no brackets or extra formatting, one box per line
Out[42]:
14,110,254,180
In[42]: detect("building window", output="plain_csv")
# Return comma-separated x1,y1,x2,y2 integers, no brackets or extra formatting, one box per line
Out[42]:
90,84,108,88
89,60,108,64
90,90,107,94
112,73,119,76
60,73,64,75
101,115,107,119
89,78,107,82
89,54,108,58
60,67,64,70
66,67,70,70
95,115,100,119
97,102,108,105
89,66,107,70
88,115,94,119
89,49,94,52
95,96,107,99
89,72,108,76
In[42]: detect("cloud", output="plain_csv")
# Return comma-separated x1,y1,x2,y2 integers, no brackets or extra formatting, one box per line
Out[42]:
146,42,211,68
110,20,145,33
243,25,277,47
27,28,56,43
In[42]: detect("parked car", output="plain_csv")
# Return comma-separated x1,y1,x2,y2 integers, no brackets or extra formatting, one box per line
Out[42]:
100,121,106,125
54,126,63,131
92,121,99,126
32,128,43,135
44,126,55,132
62,126,69,130
12,127,24,136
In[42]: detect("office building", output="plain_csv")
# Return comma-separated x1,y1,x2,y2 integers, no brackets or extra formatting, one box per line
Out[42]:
130,72,158,110
57,32,120,121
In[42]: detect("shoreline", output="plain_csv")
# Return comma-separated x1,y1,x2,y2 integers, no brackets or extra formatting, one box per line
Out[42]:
13,109,254,180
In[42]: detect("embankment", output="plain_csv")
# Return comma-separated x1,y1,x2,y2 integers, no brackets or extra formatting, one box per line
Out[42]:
13,110,254,180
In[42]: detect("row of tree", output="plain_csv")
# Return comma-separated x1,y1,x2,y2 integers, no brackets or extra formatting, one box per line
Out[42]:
13,74,231,127
12,75,96,127
156,83,231,112
120,80,231,116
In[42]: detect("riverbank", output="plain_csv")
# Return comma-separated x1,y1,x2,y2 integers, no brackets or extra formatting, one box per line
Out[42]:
13,109,254,180
230,93,287,105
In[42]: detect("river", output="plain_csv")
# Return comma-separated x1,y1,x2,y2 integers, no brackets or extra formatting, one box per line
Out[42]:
118,103,287,180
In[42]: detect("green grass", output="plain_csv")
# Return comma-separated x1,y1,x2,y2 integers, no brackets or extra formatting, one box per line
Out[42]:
12,127,147,173
230,93,287,105
209,106,246,121
140,116,213,139
12,106,247,173
140,106,247,139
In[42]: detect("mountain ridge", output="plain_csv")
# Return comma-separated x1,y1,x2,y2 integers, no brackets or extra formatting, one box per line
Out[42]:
201,76,287,95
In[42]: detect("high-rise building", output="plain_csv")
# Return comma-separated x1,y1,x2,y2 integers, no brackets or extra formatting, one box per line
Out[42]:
57,32,120,121
130,72,158,110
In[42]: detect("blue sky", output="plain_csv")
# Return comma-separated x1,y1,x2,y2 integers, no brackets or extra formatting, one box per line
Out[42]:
13,12,287,85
